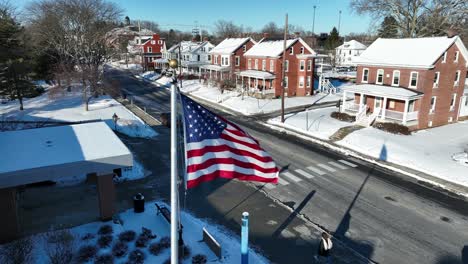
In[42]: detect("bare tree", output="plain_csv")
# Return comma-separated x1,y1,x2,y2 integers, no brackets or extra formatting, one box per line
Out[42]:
350,0,468,38
214,20,242,39
261,22,282,38
26,0,122,110
139,20,159,32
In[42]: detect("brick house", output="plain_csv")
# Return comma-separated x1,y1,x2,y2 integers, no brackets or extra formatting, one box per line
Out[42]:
199,37,256,80
238,36,317,97
340,36,468,130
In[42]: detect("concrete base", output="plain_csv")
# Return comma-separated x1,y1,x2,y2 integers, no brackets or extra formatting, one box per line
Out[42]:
0,187,18,243
97,174,115,221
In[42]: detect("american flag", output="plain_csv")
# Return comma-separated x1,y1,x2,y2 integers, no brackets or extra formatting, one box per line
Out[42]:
180,94,279,188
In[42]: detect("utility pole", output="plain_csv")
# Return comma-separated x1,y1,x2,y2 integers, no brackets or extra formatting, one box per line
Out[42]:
312,5,316,36
281,14,288,123
338,10,342,34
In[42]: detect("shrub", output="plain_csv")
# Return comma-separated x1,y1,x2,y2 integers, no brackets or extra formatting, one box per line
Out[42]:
98,225,113,235
179,245,191,260
192,254,208,264
331,111,355,122
98,235,113,248
141,227,157,239
112,241,128,258
127,249,145,264
82,233,95,241
135,234,150,248
118,230,136,242
0,237,34,264
159,236,170,248
94,253,114,264
44,229,75,264
374,122,411,135
148,236,171,256
77,245,98,262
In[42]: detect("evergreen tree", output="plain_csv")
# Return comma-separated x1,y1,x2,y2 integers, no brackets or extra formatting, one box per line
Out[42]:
124,16,130,26
378,16,399,38
325,27,341,51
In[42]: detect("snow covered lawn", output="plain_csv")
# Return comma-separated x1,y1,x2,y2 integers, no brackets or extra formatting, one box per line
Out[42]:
0,91,157,139
337,122,468,187
181,80,343,116
0,201,268,264
268,107,351,140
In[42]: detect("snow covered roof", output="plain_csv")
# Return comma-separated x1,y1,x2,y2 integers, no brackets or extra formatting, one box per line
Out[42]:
355,36,468,68
342,84,424,100
244,38,315,58
238,70,276,79
209,38,255,55
200,64,231,71
0,122,132,188
336,40,367,50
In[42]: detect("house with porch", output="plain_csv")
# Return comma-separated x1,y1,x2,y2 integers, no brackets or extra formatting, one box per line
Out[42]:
127,33,166,70
238,35,317,97
340,35,468,130
179,40,214,75
199,37,256,80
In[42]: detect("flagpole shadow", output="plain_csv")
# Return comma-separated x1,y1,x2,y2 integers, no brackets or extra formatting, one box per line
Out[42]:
273,190,315,238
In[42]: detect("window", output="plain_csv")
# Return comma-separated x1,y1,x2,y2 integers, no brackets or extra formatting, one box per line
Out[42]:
284,60,289,72
450,94,457,111
214,56,218,64
362,68,369,83
284,77,288,88
454,70,460,85
248,59,252,69
428,121,433,127
389,101,395,108
289,47,294,55
255,59,258,70
148,47,152,53
151,40,155,44
262,60,266,71
349,50,351,55
433,72,440,88
235,56,240,66
270,60,274,71
299,77,304,88
430,96,437,113
409,72,418,88
392,70,400,86
208,55,211,61
442,52,447,63
454,51,459,62
376,69,384,84
243,45,247,52
299,60,305,71
307,60,312,71
197,55,200,61
221,56,229,66
300,47,305,54
306,76,311,88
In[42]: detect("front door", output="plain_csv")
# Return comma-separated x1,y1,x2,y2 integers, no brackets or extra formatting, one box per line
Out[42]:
374,97,383,110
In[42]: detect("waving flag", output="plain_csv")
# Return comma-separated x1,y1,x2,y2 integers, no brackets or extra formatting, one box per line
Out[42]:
180,94,279,188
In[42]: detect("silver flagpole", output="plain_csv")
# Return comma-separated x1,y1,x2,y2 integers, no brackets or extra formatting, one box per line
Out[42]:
169,59,179,264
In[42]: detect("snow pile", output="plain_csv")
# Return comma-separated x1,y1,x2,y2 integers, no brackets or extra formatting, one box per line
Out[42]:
2,201,268,264
139,71,161,81
268,107,350,140
452,152,468,166
338,121,468,187
0,91,157,138
181,81,343,115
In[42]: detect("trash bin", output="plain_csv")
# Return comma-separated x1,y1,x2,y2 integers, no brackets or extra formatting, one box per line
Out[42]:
133,193,145,213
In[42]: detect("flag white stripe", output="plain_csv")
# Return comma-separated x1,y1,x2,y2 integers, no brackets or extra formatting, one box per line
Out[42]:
187,151,277,168
187,138,270,157
187,163,278,180
223,128,258,146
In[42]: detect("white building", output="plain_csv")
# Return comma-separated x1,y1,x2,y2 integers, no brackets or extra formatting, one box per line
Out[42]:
159,41,214,74
335,40,367,66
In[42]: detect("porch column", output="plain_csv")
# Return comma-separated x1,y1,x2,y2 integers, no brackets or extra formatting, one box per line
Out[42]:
97,173,116,221
199,67,202,82
359,93,364,111
381,97,387,119
403,99,409,125
248,77,251,89
241,76,244,87
209,69,212,79
0,187,19,243
341,90,347,112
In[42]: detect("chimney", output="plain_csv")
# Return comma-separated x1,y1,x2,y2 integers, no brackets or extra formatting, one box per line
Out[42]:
294,32,301,38
446,29,458,38
263,32,270,39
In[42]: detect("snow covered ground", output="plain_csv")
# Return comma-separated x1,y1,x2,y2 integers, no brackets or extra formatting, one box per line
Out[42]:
181,80,344,115
337,122,468,188
268,107,350,140
1,201,268,264
0,90,157,139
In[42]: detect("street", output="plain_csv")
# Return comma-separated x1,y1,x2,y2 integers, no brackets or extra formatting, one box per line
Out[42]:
107,67,468,264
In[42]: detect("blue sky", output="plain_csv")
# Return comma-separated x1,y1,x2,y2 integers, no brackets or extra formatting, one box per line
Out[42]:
15,0,373,35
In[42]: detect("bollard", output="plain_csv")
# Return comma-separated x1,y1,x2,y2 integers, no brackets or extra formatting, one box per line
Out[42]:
241,212,249,264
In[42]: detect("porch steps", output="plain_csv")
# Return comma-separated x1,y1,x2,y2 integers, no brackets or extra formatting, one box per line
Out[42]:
329,125,365,142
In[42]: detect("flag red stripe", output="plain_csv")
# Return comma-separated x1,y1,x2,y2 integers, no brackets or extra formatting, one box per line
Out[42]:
187,170,278,189
187,145,274,163
219,133,263,151
187,158,278,173
225,127,247,137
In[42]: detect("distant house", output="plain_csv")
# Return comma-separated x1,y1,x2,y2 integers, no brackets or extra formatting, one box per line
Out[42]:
335,40,367,67
238,35,317,97
180,40,214,75
127,33,165,70
340,35,468,130
200,37,256,80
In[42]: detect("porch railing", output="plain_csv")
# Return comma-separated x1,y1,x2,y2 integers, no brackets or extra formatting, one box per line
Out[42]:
341,102,362,112
382,110,418,121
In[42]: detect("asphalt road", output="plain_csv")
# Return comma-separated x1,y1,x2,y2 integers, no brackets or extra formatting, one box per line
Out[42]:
106,67,468,264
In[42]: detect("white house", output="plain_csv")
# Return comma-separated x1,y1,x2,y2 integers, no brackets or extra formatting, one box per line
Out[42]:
335,40,367,66
159,41,214,74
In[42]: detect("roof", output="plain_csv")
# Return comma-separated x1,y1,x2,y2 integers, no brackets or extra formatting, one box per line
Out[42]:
355,36,468,68
200,64,231,71
244,38,315,57
342,84,424,100
336,40,367,50
238,70,275,79
209,38,255,55
0,122,132,188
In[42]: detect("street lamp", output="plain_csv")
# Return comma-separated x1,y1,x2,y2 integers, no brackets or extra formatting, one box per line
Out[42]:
112,113,119,130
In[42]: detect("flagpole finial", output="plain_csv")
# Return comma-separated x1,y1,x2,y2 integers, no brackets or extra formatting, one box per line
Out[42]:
169,59,178,69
